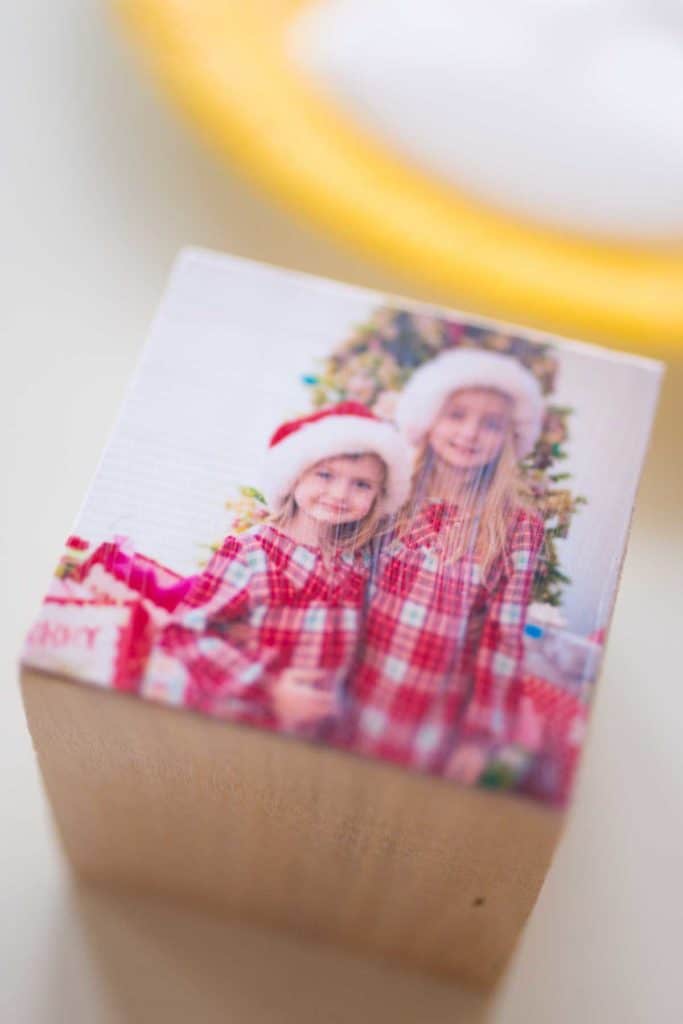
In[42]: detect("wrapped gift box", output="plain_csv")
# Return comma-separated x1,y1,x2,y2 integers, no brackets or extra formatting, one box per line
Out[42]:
23,597,151,692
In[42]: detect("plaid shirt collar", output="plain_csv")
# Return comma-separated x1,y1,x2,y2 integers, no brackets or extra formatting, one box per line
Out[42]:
257,524,368,591
399,499,465,550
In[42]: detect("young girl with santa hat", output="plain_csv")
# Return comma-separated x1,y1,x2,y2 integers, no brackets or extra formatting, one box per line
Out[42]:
342,349,546,781
150,402,410,736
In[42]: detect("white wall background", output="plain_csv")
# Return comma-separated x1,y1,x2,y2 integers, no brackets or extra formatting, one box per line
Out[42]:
76,249,660,635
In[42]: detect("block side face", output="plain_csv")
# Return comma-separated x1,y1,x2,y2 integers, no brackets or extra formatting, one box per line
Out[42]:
21,670,562,989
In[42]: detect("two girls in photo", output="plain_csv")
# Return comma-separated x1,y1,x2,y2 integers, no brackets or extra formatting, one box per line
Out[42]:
150,349,546,779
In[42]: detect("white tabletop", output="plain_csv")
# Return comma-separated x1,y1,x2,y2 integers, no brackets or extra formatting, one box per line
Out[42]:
2,3,682,1021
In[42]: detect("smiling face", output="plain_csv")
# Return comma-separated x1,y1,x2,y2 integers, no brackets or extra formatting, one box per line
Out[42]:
293,453,386,526
428,388,513,472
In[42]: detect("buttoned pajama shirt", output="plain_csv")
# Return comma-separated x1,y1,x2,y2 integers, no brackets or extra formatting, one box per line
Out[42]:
342,500,544,772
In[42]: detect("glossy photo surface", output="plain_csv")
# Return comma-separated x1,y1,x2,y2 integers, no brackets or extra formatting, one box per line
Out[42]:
22,251,662,807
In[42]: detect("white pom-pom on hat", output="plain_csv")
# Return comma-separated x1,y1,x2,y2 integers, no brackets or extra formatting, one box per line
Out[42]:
395,349,544,458
262,401,411,514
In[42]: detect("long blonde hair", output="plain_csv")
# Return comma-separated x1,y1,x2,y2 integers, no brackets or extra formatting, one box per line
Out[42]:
400,429,533,575
270,453,390,556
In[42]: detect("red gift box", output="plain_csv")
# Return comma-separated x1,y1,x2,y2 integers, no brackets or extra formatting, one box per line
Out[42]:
22,596,151,693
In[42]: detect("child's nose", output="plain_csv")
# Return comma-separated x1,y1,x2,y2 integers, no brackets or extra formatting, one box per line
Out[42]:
328,478,350,500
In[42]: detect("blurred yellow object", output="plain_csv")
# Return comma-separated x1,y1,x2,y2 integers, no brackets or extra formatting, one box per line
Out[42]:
117,0,683,353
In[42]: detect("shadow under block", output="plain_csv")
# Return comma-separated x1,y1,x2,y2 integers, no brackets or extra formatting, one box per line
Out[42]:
21,668,563,990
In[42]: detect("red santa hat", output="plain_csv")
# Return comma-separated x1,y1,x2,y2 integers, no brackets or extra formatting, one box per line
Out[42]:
395,349,545,457
262,402,411,514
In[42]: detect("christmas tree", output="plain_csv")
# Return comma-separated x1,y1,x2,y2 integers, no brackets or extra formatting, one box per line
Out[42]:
301,307,585,607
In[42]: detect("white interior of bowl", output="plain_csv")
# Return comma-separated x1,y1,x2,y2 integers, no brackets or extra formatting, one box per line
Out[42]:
289,0,683,240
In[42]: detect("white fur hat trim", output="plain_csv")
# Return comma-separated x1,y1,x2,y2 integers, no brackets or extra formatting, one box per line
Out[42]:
262,412,411,514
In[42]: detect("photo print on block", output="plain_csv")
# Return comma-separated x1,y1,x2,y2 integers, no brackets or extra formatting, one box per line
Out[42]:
23,250,663,808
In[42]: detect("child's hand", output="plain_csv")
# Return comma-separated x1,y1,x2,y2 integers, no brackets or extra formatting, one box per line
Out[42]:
444,743,488,785
272,669,336,730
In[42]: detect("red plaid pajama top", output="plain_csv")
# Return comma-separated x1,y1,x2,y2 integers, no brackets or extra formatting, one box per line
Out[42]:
157,524,369,729
341,499,544,771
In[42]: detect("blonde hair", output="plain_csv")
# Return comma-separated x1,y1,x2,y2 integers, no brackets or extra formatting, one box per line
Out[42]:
270,453,390,555
399,426,534,576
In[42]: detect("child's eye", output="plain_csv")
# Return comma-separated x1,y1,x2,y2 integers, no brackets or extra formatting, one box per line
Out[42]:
354,480,372,490
316,470,332,480
483,417,504,432
448,409,466,420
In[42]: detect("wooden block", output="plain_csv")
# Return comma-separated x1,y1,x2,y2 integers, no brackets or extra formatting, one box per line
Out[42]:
22,667,561,989
19,250,662,991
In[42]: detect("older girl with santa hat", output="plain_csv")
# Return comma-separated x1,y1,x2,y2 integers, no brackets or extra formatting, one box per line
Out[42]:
150,402,410,736
342,350,546,780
